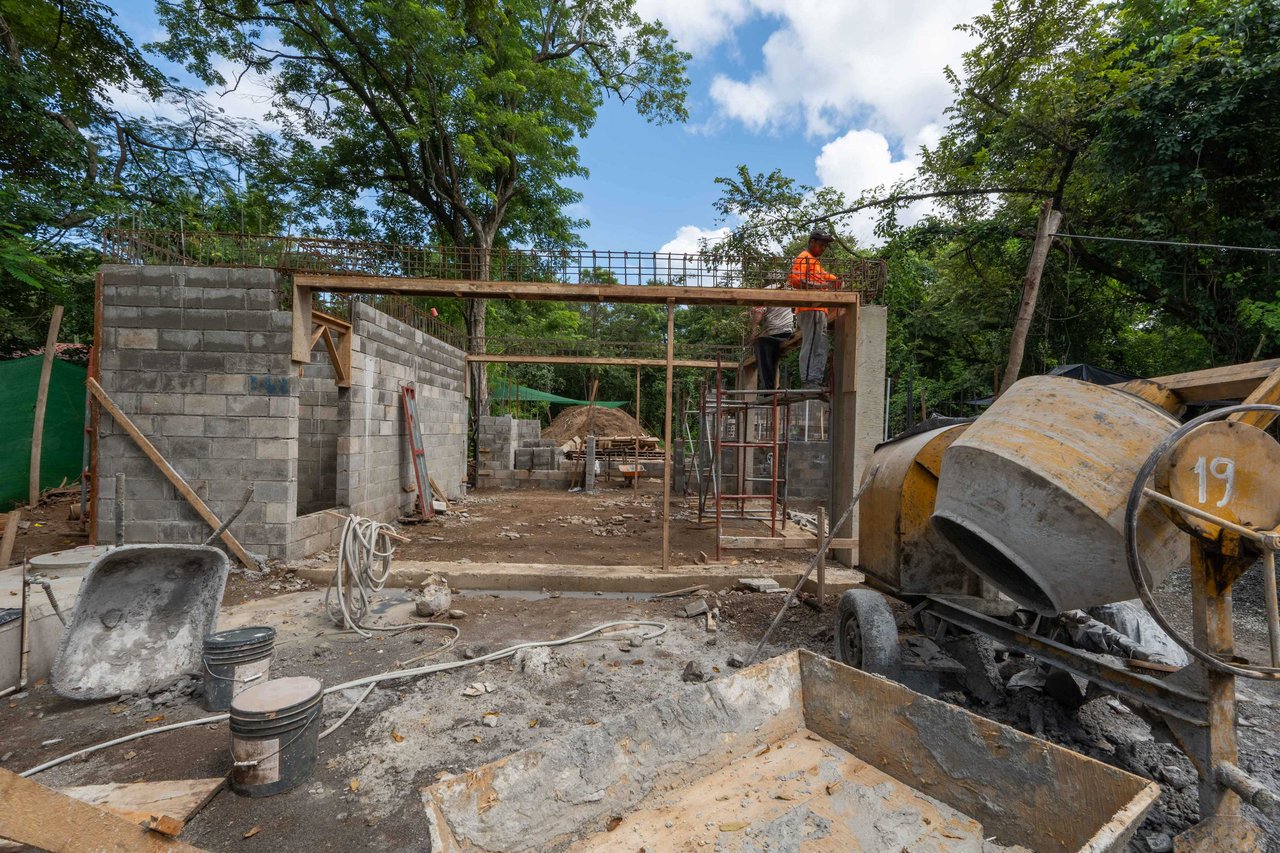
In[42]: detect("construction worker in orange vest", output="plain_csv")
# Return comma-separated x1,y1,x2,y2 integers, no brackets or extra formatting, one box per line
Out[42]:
788,229,840,389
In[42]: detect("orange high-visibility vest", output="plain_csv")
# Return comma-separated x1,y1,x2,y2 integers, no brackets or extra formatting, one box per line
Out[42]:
788,250,840,313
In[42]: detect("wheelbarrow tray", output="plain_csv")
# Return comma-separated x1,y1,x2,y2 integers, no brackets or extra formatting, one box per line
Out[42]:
423,650,1157,852
51,544,230,699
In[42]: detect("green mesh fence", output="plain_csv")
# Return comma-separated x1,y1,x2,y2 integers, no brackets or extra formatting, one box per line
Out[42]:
491,379,627,408
1,357,86,509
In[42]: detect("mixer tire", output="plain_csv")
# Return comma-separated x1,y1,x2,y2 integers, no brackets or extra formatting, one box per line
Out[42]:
836,589,900,676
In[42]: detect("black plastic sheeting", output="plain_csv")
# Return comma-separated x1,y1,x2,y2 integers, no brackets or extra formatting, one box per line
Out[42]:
965,363,1137,407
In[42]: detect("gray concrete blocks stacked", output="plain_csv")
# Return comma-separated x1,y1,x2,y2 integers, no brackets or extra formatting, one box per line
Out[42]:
96,265,298,558
297,352,340,515
476,416,572,488
96,265,469,562
342,301,467,528
478,415,518,472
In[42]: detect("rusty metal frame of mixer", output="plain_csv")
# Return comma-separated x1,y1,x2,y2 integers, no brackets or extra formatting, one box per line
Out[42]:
921,595,1209,724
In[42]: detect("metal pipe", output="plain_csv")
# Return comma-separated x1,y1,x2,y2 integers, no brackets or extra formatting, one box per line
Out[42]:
1217,762,1280,819
113,473,125,547
1265,549,1280,668
18,567,30,689
1141,487,1266,544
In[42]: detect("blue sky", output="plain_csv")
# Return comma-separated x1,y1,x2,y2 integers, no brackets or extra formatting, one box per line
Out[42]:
108,0,992,251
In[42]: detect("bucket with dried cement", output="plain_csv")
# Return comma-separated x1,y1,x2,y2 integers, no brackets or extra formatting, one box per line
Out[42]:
229,675,323,797
201,626,276,712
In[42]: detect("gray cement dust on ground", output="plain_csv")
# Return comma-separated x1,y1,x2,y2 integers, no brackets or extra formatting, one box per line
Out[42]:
4,589,801,852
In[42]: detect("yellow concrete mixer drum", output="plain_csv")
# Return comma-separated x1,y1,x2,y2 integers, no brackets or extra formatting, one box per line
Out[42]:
858,421,981,595
931,375,1189,614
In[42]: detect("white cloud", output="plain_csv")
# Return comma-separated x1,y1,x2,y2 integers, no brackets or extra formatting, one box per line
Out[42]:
633,0,755,52
107,57,283,132
659,224,730,255
814,125,940,243
709,0,990,139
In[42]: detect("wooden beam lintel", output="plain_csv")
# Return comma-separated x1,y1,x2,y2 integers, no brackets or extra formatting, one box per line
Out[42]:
295,273,862,309
466,354,720,369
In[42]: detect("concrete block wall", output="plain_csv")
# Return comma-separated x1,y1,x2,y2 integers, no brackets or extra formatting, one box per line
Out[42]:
477,415,518,470
95,265,299,559
96,265,467,561
477,415,573,488
339,301,467,528
297,347,340,516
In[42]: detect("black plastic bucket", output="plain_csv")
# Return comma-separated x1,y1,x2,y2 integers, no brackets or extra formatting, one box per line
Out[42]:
229,676,324,797
202,626,276,712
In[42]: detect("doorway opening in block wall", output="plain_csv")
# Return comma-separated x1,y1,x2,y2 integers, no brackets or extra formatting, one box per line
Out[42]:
296,341,344,516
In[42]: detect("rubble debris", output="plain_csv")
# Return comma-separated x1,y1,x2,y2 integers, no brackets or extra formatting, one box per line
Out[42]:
681,660,711,683
679,600,709,619
413,575,452,616
739,577,782,593
727,654,745,668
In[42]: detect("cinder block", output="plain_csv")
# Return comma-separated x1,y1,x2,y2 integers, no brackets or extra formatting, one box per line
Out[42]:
205,375,248,395
183,395,226,416
202,330,249,351
533,448,557,469
227,397,270,417
159,329,202,350
158,415,204,437
514,448,534,469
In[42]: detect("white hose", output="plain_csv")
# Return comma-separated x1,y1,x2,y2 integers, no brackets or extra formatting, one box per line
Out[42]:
325,514,399,636
20,620,667,778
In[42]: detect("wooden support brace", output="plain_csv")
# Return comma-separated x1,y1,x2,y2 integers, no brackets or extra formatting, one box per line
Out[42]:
87,378,258,569
0,768,205,852
1227,364,1280,430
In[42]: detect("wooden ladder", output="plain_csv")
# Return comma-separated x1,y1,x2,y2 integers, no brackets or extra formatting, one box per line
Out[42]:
400,385,435,520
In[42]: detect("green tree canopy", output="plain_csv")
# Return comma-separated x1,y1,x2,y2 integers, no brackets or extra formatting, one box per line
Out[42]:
155,0,691,411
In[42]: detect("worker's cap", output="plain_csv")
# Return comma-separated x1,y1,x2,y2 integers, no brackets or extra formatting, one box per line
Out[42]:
808,229,834,243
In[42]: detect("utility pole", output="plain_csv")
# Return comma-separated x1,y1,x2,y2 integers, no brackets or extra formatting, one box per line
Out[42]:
1000,200,1063,397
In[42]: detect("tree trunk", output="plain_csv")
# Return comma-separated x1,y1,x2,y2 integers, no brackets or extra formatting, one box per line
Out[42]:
467,239,492,419
999,200,1063,397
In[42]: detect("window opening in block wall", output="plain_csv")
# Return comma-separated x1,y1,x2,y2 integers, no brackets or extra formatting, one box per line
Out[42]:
296,342,343,516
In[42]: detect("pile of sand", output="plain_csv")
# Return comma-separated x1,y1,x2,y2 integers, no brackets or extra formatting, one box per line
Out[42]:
542,405,648,441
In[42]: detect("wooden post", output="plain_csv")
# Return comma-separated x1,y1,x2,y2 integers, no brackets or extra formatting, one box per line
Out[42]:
999,200,1062,396
816,504,827,605
28,305,64,506
0,508,20,570
634,365,641,494
662,299,675,571
113,473,126,547
88,272,103,544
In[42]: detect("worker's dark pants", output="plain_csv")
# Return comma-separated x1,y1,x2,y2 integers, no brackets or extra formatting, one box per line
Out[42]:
754,334,789,390
798,311,828,387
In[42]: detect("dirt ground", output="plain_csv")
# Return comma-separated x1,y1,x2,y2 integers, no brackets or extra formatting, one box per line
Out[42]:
395,479,819,569
4,489,1280,850
0,588,832,852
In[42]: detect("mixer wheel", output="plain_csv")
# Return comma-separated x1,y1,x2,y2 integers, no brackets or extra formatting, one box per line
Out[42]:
836,590,900,675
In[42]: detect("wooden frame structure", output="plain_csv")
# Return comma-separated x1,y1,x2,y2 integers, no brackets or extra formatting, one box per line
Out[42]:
290,274,879,571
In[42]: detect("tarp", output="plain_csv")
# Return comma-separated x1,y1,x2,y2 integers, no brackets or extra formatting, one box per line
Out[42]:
491,378,628,408
965,362,1137,407
0,356,86,509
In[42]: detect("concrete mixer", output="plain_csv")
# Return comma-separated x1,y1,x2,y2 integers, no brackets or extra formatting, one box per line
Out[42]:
838,368,1280,851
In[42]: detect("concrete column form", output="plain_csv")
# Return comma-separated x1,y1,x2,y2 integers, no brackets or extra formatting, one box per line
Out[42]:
828,304,887,568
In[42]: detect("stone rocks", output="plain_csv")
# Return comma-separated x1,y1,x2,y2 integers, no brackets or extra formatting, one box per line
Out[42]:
681,660,711,683
739,577,782,593
727,654,745,669
512,646,554,679
414,574,452,616
679,600,709,619
447,609,467,619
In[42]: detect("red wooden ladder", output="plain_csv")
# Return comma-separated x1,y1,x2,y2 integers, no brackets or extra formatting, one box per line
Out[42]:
400,385,435,520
